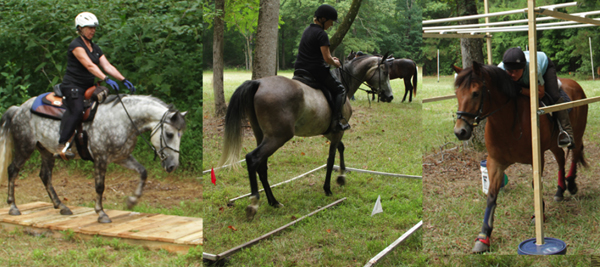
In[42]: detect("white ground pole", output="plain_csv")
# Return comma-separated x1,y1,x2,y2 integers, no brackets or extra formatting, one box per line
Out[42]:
202,159,246,175
364,221,423,267
437,49,440,82
591,37,595,80
423,0,600,246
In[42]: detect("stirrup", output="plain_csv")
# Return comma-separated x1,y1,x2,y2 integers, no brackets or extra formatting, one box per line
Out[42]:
556,122,573,148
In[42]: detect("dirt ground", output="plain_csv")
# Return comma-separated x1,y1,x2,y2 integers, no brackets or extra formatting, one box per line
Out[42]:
0,167,202,211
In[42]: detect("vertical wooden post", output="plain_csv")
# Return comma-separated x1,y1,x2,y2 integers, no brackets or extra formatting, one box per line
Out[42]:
527,0,545,246
484,0,493,65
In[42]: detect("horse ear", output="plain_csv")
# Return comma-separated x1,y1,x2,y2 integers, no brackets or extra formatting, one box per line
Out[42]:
180,111,188,117
472,61,482,76
382,52,390,61
451,64,463,74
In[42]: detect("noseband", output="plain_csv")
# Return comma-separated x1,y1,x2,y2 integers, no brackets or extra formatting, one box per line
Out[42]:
456,80,508,129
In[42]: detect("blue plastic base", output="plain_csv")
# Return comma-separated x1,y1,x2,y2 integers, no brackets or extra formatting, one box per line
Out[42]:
518,237,567,255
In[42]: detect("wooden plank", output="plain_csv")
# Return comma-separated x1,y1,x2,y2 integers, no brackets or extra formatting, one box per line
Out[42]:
2,207,63,226
174,229,204,245
77,212,157,235
147,218,203,243
49,210,131,231
538,95,600,114
0,202,52,214
422,94,456,103
0,204,54,222
528,0,545,245
100,214,173,237
116,215,183,240
32,207,95,228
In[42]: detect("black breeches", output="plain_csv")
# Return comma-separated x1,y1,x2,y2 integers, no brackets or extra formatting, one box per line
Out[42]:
543,59,561,102
59,86,85,144
309,68,345,95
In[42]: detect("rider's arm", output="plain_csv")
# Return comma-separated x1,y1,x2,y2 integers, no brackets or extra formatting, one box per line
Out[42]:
98,55,126,81
320,46,341,68
72,47,108,80
520,84,545,98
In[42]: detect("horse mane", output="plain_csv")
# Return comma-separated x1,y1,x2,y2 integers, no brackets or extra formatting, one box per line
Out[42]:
454,64,519,99
104,94,171,109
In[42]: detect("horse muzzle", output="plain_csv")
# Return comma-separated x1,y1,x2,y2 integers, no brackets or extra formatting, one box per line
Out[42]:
380,95,393,103
454,120,473,140
161,157,179,173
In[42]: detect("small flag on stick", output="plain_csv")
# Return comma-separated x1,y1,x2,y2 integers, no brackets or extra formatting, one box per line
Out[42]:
371,195,383,216
211,168,216,185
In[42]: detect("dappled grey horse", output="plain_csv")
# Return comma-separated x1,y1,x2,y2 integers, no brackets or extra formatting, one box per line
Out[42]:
0,95,186,223
220,54,393,220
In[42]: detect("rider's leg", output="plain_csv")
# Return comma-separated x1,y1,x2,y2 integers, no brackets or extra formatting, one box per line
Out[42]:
544,59,573,148
55,86,84,159
322,71,350,132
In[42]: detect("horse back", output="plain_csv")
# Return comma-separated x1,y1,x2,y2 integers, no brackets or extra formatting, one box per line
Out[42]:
390,59,416,80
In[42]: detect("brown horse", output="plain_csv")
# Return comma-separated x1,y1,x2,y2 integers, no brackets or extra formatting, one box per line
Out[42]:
220,54,393,220
452,62,588,253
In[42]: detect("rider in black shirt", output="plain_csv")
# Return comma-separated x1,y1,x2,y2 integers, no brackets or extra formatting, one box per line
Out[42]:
294,4,350,133
55,12,136,159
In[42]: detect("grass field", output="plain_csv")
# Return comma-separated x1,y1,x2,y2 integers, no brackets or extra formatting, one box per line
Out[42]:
422,73,600,255
203,70,423,266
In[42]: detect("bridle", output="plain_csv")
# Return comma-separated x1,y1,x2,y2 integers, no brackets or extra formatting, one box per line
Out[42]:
149,111,181,161
456,80,510,130
339,56,391,101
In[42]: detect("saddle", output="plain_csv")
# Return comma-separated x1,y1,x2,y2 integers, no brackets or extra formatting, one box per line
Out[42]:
292,69,334,110
31,83,109,121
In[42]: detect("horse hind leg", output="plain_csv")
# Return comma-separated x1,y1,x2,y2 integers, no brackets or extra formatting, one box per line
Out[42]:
566,144,584,196
38,146,72,215
405,78,413,103
116,156,147,209
6,144,36,216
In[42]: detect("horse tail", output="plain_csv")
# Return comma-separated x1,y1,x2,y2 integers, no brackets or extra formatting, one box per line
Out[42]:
0,106,18,185
412,63,418,96
219,80,261,169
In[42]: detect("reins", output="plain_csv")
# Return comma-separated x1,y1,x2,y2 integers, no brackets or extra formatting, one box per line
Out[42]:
339,56,389,103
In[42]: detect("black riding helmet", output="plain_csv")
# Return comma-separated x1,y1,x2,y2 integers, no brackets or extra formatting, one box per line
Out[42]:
502,47,527,70
315,4,338,22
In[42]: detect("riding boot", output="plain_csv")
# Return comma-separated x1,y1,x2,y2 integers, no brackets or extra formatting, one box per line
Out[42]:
331,87,350,133
554,97,574,148
53,142,76,160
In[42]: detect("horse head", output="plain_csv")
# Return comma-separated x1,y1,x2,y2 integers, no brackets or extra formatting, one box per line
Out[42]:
150,108,187,173
366,52,394,102
347,50,356,61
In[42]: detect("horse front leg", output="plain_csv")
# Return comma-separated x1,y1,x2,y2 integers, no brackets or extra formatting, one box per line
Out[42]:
116,155,147,209
336,141,346,186
324,136,342,196
93,160,111,223
472,159,506,253
550,147,567,201
38,148,72,215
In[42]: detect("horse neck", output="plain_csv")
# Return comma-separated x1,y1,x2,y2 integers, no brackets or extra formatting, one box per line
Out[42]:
117,96,169,132
484,86,517,128
342,58,376,95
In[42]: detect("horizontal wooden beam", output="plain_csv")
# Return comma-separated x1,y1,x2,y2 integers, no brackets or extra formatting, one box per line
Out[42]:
422,94,456,103
423,33,488,39
538,95,600,114
537,8,600,26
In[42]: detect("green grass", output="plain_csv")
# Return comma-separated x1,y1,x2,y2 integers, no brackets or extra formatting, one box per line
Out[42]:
422,74,600,255
203,70,423,266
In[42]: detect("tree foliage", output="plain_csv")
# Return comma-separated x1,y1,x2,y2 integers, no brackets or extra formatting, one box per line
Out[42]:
0,0,203,171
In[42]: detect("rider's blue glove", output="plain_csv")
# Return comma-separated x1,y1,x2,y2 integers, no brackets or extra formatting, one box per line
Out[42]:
123,79,135,94
104,77,119,91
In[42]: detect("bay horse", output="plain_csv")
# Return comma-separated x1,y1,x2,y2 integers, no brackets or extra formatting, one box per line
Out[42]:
452,61,588,253
0,94,187,223
389,59,418,103
220,54,393,220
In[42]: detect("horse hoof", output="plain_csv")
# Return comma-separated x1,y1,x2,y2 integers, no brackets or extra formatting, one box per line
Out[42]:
126,196,138,210
8,208,21,216
98,216,112,224
554,195,564,202
60,208,73,215
472,241,490,253
336,175,346,186
566,176,578,195
271,202,284,208
246,205,257,221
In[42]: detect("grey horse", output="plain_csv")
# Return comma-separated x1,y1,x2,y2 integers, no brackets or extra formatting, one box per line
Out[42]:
219,54,393,220
0,94,187,223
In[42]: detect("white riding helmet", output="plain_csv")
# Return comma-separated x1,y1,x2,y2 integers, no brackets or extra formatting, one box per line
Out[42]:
75,12,99,29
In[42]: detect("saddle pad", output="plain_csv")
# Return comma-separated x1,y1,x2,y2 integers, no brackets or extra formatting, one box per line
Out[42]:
31,92,96,121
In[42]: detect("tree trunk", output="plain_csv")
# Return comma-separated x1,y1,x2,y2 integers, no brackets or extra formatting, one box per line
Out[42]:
252,0,279,80
457,0,486,148
212,0,227,117
281,28,285,70
329,0,363,53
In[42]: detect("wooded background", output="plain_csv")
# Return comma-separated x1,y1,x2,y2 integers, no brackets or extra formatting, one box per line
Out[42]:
422,0,600,77
202,0,423,70
0,0,203,171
